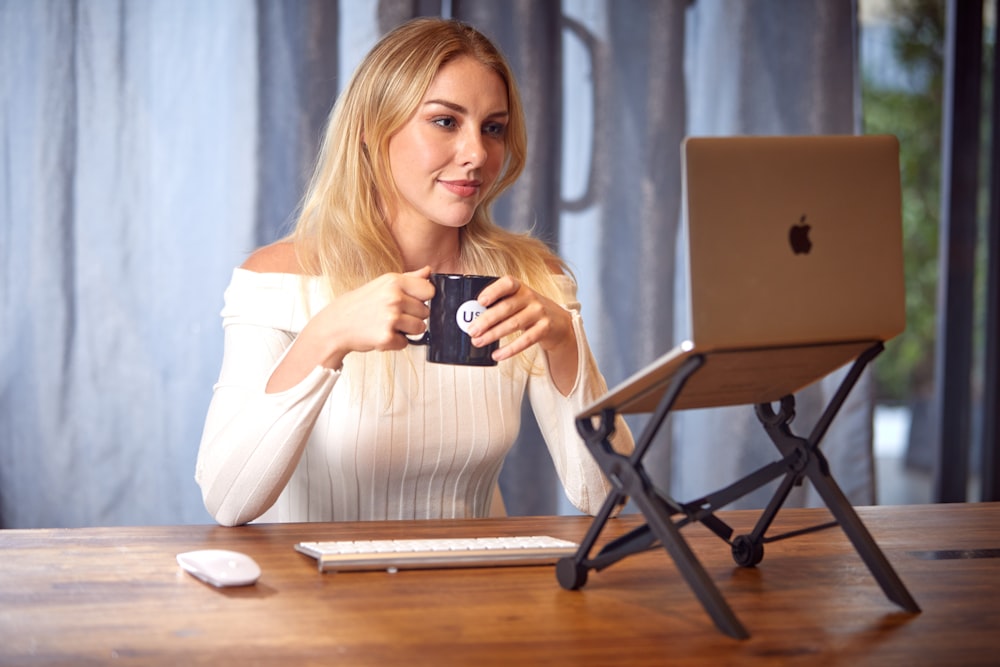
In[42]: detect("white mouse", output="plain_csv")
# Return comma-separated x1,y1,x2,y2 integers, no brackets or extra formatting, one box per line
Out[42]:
177,549,261,587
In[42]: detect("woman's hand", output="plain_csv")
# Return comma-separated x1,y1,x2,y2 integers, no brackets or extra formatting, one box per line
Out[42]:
467,276,578,394
266,267,434,392
319,266,434,359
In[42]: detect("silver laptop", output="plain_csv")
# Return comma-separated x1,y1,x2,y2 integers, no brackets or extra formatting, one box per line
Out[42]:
581,134,906,416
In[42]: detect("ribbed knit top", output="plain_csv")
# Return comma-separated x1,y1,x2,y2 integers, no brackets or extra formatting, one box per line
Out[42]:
195,269,632,526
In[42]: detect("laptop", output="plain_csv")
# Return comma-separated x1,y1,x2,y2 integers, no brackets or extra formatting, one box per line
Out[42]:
580,134,906,416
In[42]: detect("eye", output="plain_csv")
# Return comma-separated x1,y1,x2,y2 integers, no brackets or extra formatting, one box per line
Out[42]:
432,116,458,130
483,122,506,139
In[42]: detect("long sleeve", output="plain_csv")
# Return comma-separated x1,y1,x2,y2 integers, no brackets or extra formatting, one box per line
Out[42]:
195,269,631,526
195,270,339,526
529,278,634,514
195,269,523,526
196,335,340,526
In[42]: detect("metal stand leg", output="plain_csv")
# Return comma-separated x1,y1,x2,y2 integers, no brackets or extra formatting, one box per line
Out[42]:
557,342,920,639
559,355,749,639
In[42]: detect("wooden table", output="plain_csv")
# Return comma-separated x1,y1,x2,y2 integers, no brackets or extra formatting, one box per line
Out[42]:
1,503,998,666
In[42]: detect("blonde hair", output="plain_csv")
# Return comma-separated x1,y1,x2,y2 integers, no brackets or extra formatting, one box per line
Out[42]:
288,17,567,303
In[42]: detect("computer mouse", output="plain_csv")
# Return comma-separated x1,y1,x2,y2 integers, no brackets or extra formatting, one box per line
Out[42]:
176,549,261,588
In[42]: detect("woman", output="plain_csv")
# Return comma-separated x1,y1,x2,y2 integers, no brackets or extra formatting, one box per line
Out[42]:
195,17,633,526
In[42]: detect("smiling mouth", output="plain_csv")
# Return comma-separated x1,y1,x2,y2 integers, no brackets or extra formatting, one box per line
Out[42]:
440,180,481,198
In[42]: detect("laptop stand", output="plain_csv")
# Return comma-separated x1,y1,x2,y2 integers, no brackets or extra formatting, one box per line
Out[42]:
556,342,921,639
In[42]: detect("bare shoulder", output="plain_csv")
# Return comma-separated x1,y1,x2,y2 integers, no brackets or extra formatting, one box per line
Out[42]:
240,241,302,274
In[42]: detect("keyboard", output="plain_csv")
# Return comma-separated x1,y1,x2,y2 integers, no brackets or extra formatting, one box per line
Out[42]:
295,535,579,573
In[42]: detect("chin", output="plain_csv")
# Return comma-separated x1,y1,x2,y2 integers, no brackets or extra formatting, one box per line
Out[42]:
435,211,477,229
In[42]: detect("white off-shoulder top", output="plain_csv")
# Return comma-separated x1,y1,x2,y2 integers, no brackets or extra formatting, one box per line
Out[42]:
195,269,633,526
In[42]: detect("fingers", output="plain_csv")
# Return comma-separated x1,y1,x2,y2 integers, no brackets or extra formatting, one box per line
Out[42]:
385,271,431,343
403,265,432,278
331,271,571,362
395,311,429,338
475,275,518,308
400,266,435,301
467,278,565,361
326,271,432,354
472,297,539,341
469,277,523,334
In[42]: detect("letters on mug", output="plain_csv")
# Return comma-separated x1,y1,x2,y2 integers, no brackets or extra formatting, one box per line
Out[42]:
456,300,486,334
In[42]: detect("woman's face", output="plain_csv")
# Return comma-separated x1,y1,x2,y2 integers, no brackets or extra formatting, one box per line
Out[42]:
386,55,509,235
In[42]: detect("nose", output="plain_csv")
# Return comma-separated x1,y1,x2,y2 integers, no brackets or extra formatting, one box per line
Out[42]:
458,127,487,168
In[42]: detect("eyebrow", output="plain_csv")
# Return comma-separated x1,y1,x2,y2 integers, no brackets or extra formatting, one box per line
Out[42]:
423,99,509,119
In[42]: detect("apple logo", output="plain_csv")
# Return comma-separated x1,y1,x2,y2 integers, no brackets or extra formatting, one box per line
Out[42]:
789,214,812,254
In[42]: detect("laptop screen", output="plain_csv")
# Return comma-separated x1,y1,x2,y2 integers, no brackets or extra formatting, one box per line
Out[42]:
581,134,905,415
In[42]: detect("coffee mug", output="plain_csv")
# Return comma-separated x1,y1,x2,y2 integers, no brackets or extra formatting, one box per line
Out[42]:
409,273,499,366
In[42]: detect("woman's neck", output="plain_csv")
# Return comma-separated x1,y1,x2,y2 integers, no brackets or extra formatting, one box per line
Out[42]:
394,225,463,274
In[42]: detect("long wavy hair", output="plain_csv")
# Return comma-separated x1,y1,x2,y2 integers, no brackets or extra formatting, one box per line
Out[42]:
288,17,566,303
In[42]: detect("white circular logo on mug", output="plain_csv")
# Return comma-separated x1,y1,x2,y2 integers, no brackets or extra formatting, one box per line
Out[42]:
456,300,486,333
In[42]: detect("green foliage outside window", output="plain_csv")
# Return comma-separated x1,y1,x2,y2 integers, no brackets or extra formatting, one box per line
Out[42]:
862,0,945,402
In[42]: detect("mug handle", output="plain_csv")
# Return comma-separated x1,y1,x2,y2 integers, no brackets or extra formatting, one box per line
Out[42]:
405,299,431,345
405,331,429,345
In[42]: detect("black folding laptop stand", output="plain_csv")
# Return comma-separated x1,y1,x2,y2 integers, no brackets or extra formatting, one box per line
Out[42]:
555,342,921,639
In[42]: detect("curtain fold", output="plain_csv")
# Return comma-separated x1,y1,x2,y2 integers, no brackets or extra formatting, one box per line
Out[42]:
585,1,690,494
1,0,259,527
255,0,340,246
0,0,868,528
672,0,873,508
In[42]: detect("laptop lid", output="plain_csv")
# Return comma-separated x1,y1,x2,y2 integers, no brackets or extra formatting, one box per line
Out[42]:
581,134,906,416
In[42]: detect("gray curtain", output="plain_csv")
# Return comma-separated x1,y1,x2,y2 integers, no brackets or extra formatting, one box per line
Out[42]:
0,0,866,528
671,0,874,509
255,0,340,245
1,0,259,526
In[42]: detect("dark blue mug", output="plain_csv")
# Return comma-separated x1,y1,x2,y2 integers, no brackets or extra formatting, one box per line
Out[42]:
409,273,499,366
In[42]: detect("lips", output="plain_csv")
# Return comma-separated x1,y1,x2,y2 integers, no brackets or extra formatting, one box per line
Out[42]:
439,179,481,198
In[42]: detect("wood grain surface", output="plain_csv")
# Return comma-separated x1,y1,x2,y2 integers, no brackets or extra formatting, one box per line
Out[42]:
1,504,998,666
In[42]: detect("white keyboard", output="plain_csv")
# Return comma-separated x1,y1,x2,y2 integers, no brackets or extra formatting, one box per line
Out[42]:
295,535,579,573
